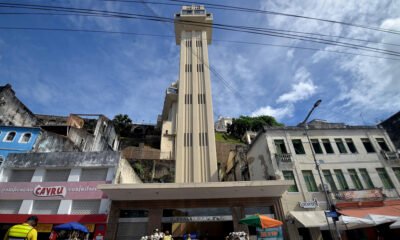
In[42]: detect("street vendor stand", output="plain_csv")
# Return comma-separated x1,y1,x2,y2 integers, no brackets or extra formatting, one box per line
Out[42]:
239,215,283,240
51,222,89,240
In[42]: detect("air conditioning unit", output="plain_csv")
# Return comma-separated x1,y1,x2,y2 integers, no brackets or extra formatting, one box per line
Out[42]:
320,183,330,192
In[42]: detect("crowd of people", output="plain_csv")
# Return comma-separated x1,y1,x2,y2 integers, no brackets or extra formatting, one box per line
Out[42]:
141,229,173,240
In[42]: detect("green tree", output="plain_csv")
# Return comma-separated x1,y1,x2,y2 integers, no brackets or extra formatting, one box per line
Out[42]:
227,115,283,139
113,114,133,137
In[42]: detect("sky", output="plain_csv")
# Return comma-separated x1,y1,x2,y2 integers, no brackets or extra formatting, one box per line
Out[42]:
0,0,399,126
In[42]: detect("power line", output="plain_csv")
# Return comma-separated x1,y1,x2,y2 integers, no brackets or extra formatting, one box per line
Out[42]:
1,2,400,57
1,26,399,62
166,0,400,35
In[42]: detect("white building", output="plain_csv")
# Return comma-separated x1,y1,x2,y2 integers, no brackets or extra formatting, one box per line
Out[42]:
247,120,400,240
215,116,233,133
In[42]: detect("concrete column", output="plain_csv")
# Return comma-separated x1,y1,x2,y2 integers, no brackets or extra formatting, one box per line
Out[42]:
68,168,81,182
232,207,247,232
99,199,110,214
19,200,33,214
58,200,72,214
105,203,119,240
31,168,45,182
147,209,162,235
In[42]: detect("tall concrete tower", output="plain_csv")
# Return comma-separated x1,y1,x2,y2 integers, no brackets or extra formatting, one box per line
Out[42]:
172,5,218,183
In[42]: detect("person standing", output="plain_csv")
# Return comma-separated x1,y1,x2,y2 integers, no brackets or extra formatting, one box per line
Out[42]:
163,231,173,240
3,216,38,240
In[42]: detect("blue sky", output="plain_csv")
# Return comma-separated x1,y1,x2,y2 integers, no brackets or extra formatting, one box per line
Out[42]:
0,0,399,126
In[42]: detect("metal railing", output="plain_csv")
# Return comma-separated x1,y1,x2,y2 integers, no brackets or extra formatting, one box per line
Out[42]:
275,153,292,166
381,150,400,162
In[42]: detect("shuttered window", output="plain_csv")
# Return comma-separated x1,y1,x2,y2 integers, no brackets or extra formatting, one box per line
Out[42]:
0,200,22,214
80,168,108,181
44,169,70,182
71,200,100,214
32,200,60,214
9,170,35,182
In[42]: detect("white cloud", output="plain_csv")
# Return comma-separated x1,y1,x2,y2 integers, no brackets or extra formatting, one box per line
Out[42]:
277,67,317,103
251,104,294,120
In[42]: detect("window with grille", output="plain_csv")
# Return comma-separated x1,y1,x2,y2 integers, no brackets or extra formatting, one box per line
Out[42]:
302,170,318,192
359,169,374,189
4,131,16,142
44,169,70,182
197,64,204,72
322,170,337,191
198,94,206,104
322,139,334,154
9,170,35,182
185,64,192,72
185,40,192,48
348,169,363,190
311,139,323,154
292,139,305,154
361,138,375,153
199,132,208,147
282,171,298,192
0,200,22,214
19,133,32,143
196,40,203,47
376,168,395,189
345,138,358,153
32,200,60,214
184,133,193,147
71,200,100,214
185,94,192,104
80,168,108,181
376,138,390,151
335,139,347,154
334,169,349,190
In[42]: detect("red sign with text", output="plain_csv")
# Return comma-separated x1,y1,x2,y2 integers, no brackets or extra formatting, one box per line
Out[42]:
0,181,107,200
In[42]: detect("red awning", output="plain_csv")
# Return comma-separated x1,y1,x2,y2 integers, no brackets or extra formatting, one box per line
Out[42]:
0,214,107,224
338,201,400,218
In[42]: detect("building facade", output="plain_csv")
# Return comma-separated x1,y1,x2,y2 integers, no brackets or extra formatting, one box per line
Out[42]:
247,120,400,239
0,151,121,240
379,111,400,150
215,117,232,133
0,126,41,164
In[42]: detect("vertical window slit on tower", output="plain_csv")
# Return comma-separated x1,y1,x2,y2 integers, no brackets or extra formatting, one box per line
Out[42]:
185,64,192,72
198,94,206,104
197,64,204,72
185,94,192,104
186,40,192,47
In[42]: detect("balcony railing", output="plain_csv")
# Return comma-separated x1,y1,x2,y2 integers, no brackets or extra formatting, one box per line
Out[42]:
275,153,292,167
381,150,400,162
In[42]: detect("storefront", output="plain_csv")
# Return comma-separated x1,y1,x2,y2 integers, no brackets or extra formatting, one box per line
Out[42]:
0,181,110,240
98,180,292,240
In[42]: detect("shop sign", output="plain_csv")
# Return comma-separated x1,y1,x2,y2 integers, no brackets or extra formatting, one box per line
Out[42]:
34,185,67,198
0,181,107,200
36,224,53,233
299,198,319,209
162,215,233,223
335,189,383,201
256,227,283,240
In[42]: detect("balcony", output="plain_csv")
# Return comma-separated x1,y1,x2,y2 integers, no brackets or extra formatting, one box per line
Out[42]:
275,153,293,167
381,150,400,163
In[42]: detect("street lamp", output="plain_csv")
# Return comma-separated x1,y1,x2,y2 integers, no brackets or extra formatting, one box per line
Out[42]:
302,100,341,240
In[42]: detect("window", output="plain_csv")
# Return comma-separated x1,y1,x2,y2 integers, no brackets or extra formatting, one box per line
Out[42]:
311,139,323,154
80,168,108,181
302,170,318,192
376,138,390,151
9,170,35,182
185,64,192,72
274,140,288,154
348,169,363,190
4,131,16,142
322,170,337,191
362,138,375,153
199,132,208,147
334,169,349,190
197,64,204,72
282,171,298,192
185,94,192,104
19,133,32,143
345,138,358,153
376,168,395,189
359,169,374,189
322,139,334,154
292,139,305,154
184,133,193,147
71,200,100,214
44,169,71,182
198,94,206,104
32,200,60,214
393,168,400,183
0,156,4,166
0,200,22,214
335,139,347,154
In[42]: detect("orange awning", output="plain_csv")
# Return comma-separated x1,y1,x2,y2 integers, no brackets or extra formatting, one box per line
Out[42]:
339,205,400,218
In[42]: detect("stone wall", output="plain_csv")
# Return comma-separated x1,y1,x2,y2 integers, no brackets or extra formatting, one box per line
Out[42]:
0,84,37,126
